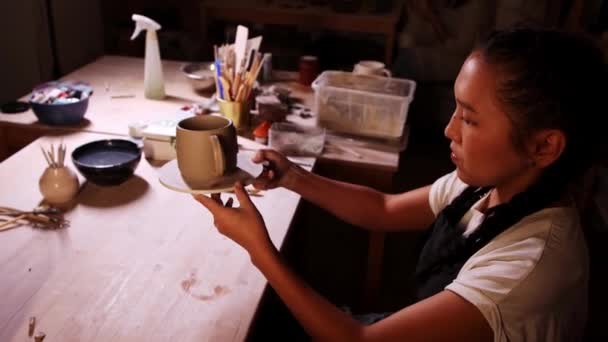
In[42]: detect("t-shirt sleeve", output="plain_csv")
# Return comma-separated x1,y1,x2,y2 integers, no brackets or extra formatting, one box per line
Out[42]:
444,237,548,341
428,170,467,216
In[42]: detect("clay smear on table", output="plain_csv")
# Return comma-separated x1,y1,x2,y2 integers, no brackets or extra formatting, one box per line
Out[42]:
181,269,230,301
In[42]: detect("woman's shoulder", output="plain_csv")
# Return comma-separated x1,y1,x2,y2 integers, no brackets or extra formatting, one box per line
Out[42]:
491,206,582,251
494,207,588,299
429,170,468,215
467,206,586,294
447,207,588,341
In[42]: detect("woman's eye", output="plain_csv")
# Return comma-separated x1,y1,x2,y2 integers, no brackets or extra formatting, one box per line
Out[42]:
461,116,475,126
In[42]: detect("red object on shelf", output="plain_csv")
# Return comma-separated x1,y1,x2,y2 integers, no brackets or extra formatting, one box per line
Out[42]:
253,121,272,144
299,56,319,86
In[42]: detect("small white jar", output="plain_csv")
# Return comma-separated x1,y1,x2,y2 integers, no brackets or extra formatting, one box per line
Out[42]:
39,166,80,205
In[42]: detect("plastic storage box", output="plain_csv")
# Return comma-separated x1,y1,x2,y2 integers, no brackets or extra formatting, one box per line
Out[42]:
311,71,416,140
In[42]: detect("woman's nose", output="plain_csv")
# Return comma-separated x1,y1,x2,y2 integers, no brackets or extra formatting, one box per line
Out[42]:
444,112,460,142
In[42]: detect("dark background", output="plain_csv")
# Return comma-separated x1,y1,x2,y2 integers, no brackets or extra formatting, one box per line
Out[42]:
1,0,607,340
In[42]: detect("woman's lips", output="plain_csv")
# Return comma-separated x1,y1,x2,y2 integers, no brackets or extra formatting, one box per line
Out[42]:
450,152,458,163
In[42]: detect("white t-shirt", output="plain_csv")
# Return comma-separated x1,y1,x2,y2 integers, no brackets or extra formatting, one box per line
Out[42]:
429,171,589,342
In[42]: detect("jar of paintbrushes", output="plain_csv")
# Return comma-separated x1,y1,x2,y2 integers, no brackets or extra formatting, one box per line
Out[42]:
213,43,267,131
39,143,79,205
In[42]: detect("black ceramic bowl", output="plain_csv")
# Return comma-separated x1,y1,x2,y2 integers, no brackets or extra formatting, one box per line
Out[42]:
72,139,141,186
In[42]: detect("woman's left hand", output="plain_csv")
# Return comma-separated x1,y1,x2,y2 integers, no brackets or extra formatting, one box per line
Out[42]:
193,182,273,254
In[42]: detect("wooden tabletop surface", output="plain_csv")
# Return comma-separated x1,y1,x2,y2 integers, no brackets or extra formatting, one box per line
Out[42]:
0,131,313,341
0,55,400,172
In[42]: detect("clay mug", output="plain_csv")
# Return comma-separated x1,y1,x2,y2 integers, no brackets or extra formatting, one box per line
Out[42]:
353,60,392,77
175,115,238,189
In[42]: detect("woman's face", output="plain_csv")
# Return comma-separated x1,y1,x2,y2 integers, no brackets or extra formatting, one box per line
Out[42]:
445,52,530,188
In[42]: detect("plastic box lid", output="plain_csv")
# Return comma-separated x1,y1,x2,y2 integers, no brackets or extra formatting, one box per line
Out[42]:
312,71,415,98
311,71,416,139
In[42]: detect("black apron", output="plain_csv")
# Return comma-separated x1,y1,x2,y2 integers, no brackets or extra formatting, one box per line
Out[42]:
415,181,558,300
351,180,558,324
415,186,494,300
351,187,497,325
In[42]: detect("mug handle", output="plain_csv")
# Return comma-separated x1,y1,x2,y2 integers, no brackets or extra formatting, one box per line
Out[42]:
382,69,392,77
209,135,226,177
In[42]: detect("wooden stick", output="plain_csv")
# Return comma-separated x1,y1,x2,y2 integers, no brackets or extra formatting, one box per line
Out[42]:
241,52,265,100
219,76,232,101
237,146,314,167
232,71,241,100
235,84,245,102
250,53,266,82
50,144,55,167
243,56,266,99
59,144,65,167
46,150,55,168
0,214,26,232
40,146,52,166
248,53,261,83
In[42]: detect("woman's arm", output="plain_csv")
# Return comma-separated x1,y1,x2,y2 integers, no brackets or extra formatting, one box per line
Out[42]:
254,245,493,342
253,150,436,232
194,185,493,342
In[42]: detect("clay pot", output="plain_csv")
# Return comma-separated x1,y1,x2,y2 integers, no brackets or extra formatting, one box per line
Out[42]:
39,166,79,205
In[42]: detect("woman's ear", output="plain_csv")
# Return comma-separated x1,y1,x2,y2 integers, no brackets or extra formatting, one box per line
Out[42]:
527,129,566,168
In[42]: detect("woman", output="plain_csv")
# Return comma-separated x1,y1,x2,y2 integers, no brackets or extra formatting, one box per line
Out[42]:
195,27,606,341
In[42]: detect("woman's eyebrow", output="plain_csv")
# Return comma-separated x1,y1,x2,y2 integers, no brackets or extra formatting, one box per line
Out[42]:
456,99,478,114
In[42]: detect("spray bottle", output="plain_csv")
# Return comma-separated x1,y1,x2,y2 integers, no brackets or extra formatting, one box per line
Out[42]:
131,14,165,99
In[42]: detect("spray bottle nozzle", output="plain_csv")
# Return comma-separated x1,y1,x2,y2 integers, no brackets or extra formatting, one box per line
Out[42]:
131,14,162,40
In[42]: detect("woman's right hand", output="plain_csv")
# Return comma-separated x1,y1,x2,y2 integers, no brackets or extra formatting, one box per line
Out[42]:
251,149,300,190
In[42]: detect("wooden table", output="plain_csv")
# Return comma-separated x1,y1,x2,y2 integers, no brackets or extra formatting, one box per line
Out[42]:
200,0,403,65
0,55,403,313
0,131,313,341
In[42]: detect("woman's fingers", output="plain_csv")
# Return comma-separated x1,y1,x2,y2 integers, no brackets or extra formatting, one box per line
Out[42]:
252,178,268,190
193,194,222,213
252,149,285,166
252,163,278,190
193,193,235,213
252,150,267,164
233,182,254,209
252,149,274,163
225,197,234,208
211,193,222,204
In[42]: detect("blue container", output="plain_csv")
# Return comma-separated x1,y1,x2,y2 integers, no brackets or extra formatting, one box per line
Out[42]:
30,98,89,125
29,81,92,126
